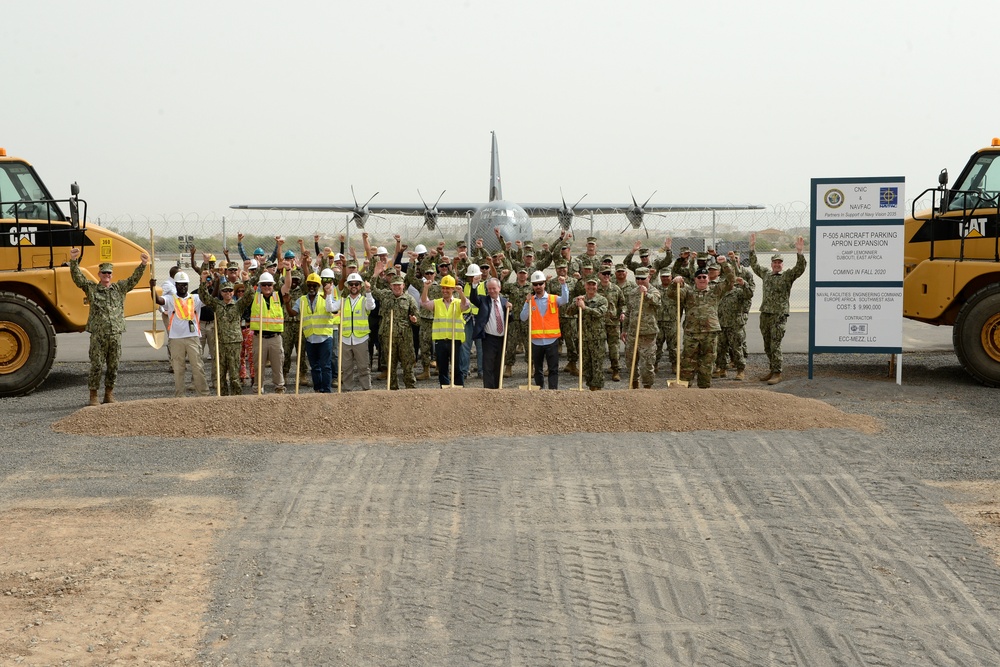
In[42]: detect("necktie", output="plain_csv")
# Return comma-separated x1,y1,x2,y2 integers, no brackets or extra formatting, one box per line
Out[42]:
495,299,504,335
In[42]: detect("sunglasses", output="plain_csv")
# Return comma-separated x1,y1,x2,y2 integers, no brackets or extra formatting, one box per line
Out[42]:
99,271,112,275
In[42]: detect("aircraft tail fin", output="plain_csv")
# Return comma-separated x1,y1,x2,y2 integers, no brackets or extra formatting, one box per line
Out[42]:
489,131,502,202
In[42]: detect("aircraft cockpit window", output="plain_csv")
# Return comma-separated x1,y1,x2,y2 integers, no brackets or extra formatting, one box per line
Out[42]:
949,154,1000,211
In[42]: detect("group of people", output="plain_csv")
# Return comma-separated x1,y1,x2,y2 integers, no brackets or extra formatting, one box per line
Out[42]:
69,228,806,404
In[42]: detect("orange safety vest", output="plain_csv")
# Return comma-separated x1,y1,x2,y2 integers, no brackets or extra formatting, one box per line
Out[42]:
529,294,561,339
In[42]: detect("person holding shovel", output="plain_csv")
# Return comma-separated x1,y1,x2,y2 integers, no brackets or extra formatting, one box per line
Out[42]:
621,267,662,389
68,247,149,406
668,257,738,389
420,274,470,388
568,276,609,391
199,274,257,395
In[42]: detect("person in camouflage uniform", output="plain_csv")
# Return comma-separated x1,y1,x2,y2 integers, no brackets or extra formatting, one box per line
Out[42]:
596,266,625,381
714,250,755,379
749,234,806,385
372,272,419,390
622,266,661,388
547,259,578,374
567,276,609,390
199,276,257,395
69,247,150,406
714,257,754,381
654,268,680,374
671,247,697,283
668,258,737,389
500,266,532,378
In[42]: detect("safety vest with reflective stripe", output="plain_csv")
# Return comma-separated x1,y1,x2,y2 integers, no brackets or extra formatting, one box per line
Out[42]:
331,285,341,327
250,293,284,332
299,294,336,338
530,294,561,339
340,295,370,339
432,298,466,342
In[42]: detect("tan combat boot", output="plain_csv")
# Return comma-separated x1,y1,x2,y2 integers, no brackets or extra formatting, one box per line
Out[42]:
611,369,621,382
504,366,513,378
734,369,745,381
758,371,773,382
563,362,578,375
716,368,727,379
103,388,115,404
416,366,431,381
88,389,99,407
767,373,782,385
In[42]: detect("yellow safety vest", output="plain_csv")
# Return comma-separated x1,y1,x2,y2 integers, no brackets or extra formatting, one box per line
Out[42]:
340,294,370,339
250,293,284,332
331,285,341,327
432,298,466,341
299,294,336,338
463,280,486,315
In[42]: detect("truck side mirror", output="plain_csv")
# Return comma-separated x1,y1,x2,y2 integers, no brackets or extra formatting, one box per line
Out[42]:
69,182,80,227
70,182,80,196
938,169,949,214
938,169,948,187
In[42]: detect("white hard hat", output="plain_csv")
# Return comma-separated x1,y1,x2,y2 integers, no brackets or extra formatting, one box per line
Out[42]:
335,253,344,261
376,246,388,255
414,244,428,254
347,272,363,283
258,272,275,284
174,272,189,284
320,268,336,279
466,264,481,277
248,259,258,270
530,271,546,284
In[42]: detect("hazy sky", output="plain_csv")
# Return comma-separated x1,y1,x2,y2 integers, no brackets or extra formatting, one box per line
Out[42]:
7,0,998,220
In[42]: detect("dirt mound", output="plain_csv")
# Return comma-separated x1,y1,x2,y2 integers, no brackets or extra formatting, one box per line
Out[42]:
54,388,879,442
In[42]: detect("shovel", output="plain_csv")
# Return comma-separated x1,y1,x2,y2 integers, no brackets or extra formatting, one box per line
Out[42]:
668,281,688,388
144,230,166,349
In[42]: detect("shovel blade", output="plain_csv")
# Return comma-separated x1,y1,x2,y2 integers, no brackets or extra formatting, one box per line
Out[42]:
667,379,689,388
144,330,166,350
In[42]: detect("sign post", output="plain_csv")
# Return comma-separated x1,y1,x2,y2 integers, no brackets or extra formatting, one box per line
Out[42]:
809,177,905,384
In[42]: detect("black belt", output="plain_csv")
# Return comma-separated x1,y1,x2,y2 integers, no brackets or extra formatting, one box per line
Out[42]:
256,331,279,339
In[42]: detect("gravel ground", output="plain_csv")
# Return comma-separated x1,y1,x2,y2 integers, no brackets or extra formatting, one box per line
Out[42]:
3,349,1000,666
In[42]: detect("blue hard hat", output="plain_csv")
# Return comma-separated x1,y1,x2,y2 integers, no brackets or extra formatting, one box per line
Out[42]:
283,250,295,259
253,247,265,256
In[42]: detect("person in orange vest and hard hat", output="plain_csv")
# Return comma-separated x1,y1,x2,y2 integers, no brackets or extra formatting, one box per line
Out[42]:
520,270,570,389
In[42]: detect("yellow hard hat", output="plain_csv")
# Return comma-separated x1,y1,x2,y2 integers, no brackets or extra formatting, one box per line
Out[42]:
440,275,456,288
306,272,322,285
208,254,217,262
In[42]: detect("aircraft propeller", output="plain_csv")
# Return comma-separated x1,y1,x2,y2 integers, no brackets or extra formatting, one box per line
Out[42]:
620,189,666,239
546,188,587,235
418,189,447,233
349,185,382,229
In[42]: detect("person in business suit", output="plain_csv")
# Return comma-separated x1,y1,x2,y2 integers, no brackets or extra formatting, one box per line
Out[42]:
468,277,510,389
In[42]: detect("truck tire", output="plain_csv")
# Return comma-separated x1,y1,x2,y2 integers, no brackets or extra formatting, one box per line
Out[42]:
954,283,1000,388
0,292,57,397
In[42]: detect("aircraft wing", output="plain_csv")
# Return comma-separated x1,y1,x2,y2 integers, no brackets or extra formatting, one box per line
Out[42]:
519,203,765,215
230,203,482,216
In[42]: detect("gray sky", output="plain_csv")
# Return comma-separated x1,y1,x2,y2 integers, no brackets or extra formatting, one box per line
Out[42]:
7,0,997,219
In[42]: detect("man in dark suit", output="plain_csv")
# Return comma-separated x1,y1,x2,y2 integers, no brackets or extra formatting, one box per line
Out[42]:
468,277,510,389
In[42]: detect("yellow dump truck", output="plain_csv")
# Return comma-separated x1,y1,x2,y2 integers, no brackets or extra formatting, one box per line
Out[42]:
0,148,152,396
905,139,1000,386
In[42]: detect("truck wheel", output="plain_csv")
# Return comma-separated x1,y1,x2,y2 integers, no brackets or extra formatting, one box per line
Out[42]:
0,292,56,397
954,283,1000,387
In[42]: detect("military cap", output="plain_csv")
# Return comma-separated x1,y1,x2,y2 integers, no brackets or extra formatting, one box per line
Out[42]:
224,261,239,270
384,266,397,275
600,267,612,275
586,236,598,244
577,257,592,269
346,262,358,270
706,257,719,269
634,267,650,279
438,257,451,266
554,259,568,268
614,263,627,272
659,268,672,277
456,240,468,248
523,247,535,255
220,283,235,291
771,253,784,262
697,252,709,260
695,268,709,277
679,246,691,253
585,276,599,284
516,266,528,273
98,262,113,273
390,276,405,285
601,254,614,264
423,266,436,274
639,247,650,257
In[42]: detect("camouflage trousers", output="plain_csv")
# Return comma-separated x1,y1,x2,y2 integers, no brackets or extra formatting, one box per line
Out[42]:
504,320,529,369
624,332,656,387
419,318,435,368
681,331,719,389
88,332,121,391
655,318,679,369
716,325,746,372
381,330,416,389
604,323,621,371
282,318,310,379
560,316,578,363
760,313,788,374
580,335,605,389
218,341,242,396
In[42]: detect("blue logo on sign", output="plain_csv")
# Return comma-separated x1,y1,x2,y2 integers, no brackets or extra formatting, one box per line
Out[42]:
880,187,898,208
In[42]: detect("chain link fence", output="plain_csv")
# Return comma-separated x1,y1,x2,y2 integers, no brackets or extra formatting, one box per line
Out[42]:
99,203,819,310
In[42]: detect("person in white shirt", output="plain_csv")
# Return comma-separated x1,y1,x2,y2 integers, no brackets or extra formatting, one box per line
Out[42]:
152,271,209,397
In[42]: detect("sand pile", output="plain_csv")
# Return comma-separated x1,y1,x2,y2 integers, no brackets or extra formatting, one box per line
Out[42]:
54,388,879,442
